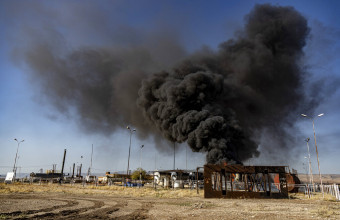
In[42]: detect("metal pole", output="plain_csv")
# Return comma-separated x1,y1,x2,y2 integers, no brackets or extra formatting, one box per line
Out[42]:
126,126,136,177
186,145,187,170
13,142,19,173
312,119,324,198
301,113,324,198
140,145,144,186
60,149,67,183
90,144,93,176
305,138,315,192
196,167,199,194
72,163,75,178
13,139,24,181
173,142,176,170
154,171,156,189
79,163,82,179
303,161,308,183
127,131,132,176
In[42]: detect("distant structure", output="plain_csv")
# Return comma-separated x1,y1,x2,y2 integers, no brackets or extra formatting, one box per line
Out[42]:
204,164,292,199
30,149,67,182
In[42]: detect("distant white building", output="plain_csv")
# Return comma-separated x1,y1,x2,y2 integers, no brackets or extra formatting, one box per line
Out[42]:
5,172,14,183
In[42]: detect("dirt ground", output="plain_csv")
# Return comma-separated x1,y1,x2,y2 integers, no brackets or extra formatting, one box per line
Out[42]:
1,185,339,219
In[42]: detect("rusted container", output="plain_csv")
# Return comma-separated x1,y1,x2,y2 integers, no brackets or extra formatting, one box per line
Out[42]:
274,173,301,192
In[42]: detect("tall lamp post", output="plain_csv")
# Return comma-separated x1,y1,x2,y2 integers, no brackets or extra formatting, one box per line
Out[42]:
126,126,136,177
140,144,144,186
301,113,324,198
173,142,176,170
305,138,315,192
13,138,24,181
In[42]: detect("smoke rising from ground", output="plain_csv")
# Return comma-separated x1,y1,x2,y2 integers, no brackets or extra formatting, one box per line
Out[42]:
12,4,313,163
137,4,310,163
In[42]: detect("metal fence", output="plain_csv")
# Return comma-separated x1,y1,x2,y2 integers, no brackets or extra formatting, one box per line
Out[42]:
293,183,340,201
324,184,340,201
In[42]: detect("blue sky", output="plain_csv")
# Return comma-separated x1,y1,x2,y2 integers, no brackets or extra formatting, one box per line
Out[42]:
1,0,339,176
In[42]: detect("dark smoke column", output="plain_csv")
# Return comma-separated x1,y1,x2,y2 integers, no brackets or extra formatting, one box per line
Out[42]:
137,4,309,164
16,3,310,165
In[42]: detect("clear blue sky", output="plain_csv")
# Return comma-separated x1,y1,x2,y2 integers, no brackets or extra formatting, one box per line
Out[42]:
1,0,339,176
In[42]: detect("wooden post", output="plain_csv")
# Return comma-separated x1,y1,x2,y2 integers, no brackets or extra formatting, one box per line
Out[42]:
244,174,247,192
220,170,223,195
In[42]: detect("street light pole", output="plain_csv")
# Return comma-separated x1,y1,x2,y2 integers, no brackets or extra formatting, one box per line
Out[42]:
126,126,136,177
305,138,314,192
140,144,144,186
173,142,176,170
13,138,24,181
301,113,324,198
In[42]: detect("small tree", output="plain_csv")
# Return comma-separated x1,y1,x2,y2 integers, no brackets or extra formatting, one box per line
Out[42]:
131,168,147,180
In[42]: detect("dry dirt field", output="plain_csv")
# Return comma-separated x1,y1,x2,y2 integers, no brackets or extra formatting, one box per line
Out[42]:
0,183,339,219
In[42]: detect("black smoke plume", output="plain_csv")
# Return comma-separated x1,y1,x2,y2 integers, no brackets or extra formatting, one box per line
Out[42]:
13,4,311,164
137,4,310,163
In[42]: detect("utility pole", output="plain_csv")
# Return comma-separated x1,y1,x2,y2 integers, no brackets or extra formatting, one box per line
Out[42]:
301,113,324,198
87,144,94,176
173,142,176,170
140,145,144,187
126,126,136,177
305,138,314,192
13,139,24,181
90,144,93,175
312,118,323,197
186,145,188,170
154,151,156,170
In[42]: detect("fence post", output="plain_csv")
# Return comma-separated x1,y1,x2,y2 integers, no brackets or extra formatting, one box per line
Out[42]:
334,184,339,201
330,185,333,197
306,184,311,198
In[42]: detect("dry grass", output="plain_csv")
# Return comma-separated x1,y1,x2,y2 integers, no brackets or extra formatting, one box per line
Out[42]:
289,192,340,218
312,205,338,218
0,213,28,219
1,183,338,202
0,183,203,198
165,200,214,209
290,192,338,202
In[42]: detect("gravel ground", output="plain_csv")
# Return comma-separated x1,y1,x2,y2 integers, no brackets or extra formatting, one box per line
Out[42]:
0,191,339,219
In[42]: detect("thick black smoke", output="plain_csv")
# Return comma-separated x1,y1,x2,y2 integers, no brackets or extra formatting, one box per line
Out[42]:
137,4,310,163
13,4,312,164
